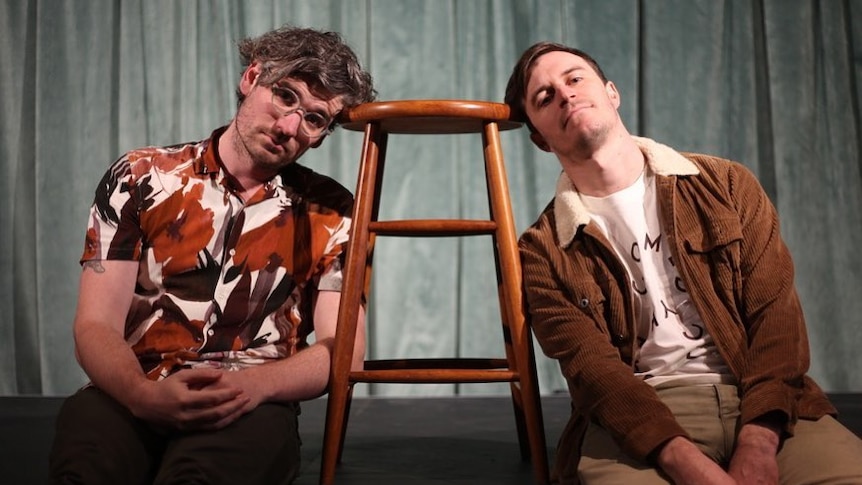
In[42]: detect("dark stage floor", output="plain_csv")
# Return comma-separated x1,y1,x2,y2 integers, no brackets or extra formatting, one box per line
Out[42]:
2,393,859,485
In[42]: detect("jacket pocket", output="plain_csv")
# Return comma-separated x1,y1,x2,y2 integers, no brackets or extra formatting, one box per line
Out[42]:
682,214,742,253
680,214,743,317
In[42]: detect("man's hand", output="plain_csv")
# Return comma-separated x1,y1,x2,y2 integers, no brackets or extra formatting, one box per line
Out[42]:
728,423,780,485
657,436,737,485
128,368,250,431
215,368,266,415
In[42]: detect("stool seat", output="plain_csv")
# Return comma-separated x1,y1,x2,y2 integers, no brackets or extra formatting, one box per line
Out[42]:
338,99,522,133
321,99,549,485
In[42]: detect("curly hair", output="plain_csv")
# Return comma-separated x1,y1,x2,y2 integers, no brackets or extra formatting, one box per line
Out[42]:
235,25,376,110
504,42,607,132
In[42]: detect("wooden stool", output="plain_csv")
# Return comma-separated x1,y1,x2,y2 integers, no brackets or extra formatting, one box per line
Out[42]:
320,100,549,484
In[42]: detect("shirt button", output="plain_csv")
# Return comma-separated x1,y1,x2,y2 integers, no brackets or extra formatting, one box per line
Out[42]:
207,329,215,336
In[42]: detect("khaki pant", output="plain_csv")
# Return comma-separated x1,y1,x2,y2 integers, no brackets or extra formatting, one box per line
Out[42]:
578,384,862,484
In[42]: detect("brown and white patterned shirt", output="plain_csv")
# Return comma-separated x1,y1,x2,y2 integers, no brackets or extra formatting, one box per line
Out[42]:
82,127,353,380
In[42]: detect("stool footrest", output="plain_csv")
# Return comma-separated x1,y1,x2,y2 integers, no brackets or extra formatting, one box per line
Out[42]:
369,219,496,236
364,357,509,370
349,368,519,384
350,358,518,383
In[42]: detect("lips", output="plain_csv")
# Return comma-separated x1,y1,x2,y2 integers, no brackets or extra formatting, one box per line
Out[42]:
262,133,287,154
562,103,590,127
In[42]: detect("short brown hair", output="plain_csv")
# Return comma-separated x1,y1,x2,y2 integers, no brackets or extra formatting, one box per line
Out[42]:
504,42,607,132
236,25,376,111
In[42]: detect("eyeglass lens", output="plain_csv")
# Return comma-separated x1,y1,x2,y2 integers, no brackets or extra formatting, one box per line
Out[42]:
271,86,331,136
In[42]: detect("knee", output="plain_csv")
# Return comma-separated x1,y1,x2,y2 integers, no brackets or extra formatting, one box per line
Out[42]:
153,451,300,485
49,388,160,485
152,459,211,485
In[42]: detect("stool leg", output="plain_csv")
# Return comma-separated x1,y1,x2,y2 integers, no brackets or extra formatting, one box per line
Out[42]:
511,328,549,484
320,123,387,485
335,384,354,465
483,121,550,484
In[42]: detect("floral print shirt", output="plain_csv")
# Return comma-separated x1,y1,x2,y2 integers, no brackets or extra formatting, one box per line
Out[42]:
82,127,353,380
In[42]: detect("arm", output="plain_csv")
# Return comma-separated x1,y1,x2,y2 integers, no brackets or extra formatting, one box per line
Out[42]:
731,162,808,426
217,290,366,410
722,164,803,482
73,260,144,398
73,260,248,431
727,420,781,484
657,437,737,485
669,161,792,483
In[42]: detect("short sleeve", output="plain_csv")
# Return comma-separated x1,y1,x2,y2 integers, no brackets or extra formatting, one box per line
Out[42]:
80,155,145,264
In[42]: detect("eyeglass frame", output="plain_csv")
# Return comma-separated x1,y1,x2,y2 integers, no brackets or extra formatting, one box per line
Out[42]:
269,84,336,139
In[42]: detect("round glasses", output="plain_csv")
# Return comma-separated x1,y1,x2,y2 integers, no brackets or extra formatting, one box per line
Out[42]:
270,85,334,138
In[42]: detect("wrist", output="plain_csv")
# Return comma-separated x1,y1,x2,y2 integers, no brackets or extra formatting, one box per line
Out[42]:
656,436,691,470
737,422,781,453
123,377,157,417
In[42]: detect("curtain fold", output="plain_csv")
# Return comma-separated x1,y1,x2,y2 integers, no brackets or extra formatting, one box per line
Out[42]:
2,0,860,397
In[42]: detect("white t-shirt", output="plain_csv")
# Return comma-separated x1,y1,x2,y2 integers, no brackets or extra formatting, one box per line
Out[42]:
580,168,731,387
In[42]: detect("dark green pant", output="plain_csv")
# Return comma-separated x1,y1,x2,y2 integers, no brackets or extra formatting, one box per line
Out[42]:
49,387,302,485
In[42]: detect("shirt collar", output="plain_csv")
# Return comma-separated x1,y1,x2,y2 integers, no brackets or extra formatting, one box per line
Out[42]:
195,126,228,177
553,136,700,248
193,126,288,200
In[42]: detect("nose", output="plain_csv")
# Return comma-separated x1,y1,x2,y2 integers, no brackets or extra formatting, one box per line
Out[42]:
275,110,303,137
557,83,576,105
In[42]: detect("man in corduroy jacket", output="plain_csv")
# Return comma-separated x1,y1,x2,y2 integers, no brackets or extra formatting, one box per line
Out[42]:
504,41,862,485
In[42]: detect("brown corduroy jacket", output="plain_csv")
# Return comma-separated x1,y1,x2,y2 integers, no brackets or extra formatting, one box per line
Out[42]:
520,137,835,484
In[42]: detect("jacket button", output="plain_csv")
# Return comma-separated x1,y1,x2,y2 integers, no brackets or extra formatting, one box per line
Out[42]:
579,298,589,308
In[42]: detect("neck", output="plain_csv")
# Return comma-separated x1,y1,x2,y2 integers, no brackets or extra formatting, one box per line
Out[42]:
218,121,275,200
558,131,645,197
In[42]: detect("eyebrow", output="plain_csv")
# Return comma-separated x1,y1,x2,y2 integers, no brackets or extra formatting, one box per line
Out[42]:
528,66,585,107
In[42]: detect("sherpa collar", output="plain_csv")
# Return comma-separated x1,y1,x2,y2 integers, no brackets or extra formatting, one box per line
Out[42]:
553,136,700,248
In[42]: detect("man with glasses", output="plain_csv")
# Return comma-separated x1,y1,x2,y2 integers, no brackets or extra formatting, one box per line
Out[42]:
49,26,375,484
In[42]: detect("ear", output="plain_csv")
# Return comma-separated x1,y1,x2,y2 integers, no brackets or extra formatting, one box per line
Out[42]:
605,81,620,109
239,62,263,97
530,131,552,153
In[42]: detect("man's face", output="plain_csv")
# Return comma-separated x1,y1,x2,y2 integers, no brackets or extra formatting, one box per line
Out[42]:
523,51,620,157
233,63,344,171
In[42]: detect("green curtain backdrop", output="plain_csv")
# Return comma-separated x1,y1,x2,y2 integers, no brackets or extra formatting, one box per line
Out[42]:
2,0,861,397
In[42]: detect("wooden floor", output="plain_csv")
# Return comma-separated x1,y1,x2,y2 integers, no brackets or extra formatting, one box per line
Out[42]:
2,393,860,485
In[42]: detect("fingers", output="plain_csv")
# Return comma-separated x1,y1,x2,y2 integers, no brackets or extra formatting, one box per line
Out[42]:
208,397,254,430
173,392,252,431
175,383,244,414
174,368,226,389
182,384,243,409
171,369,242,402
142,368,265,431
160,369,251,430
